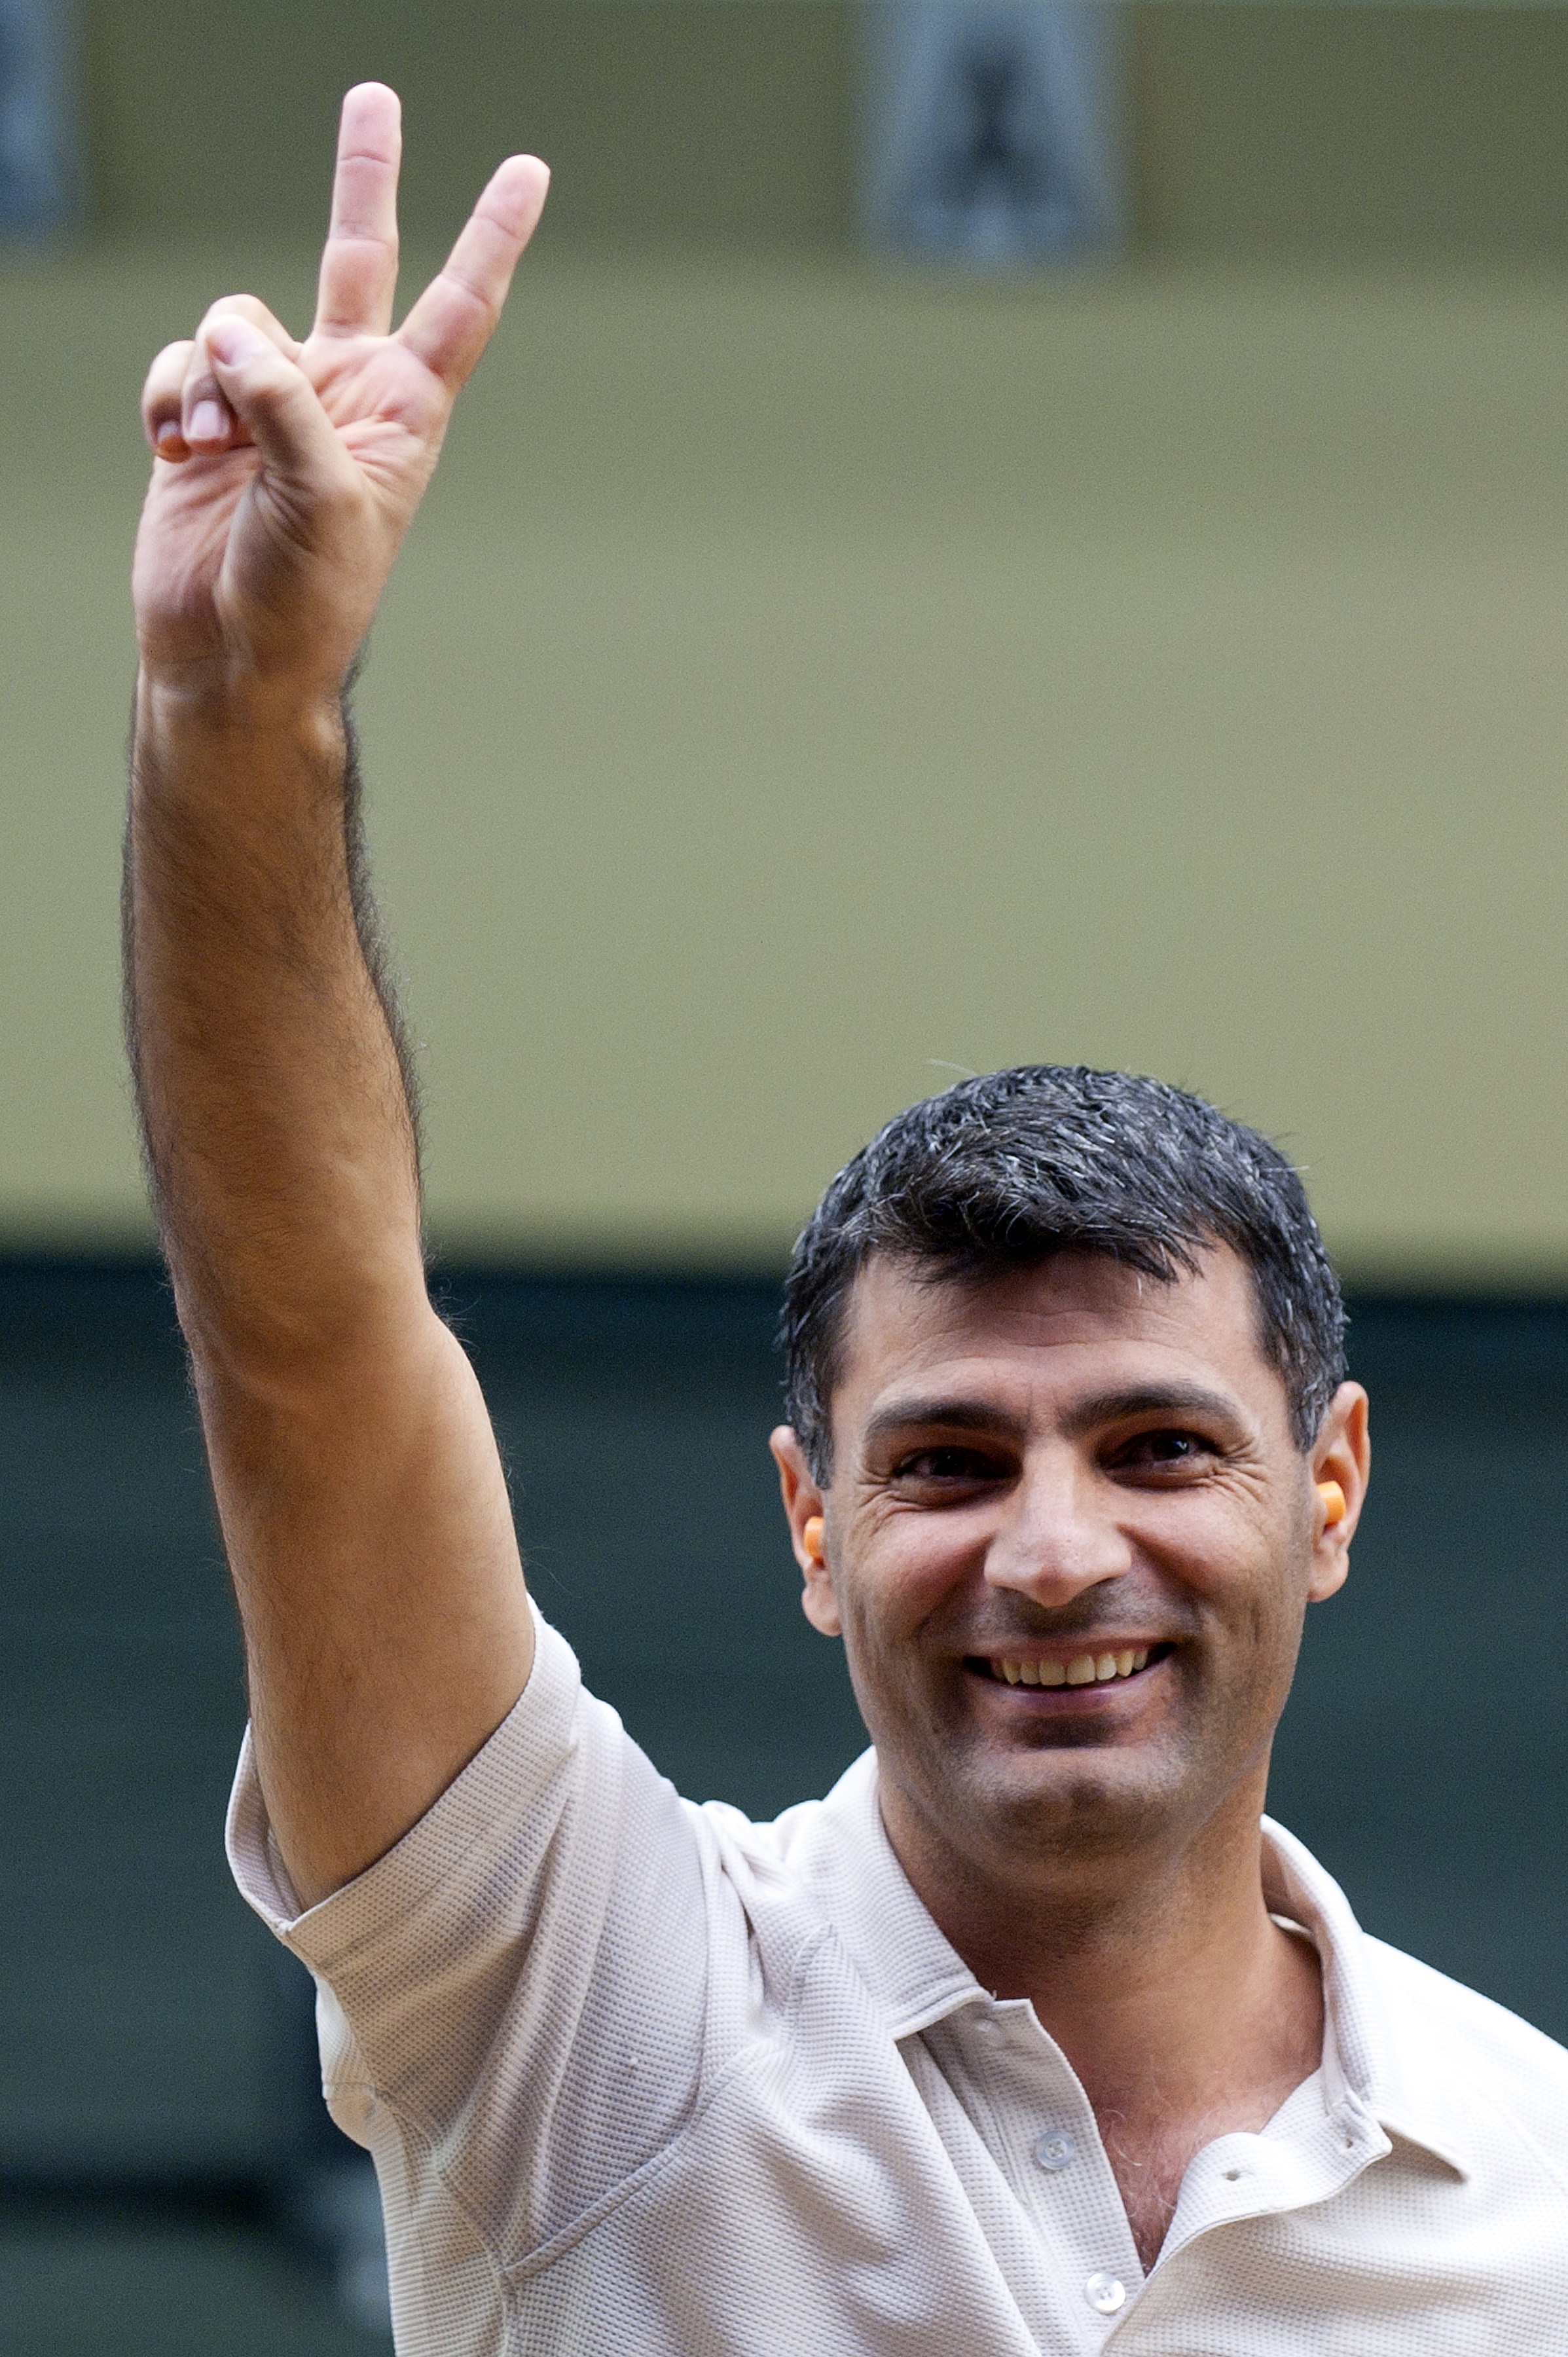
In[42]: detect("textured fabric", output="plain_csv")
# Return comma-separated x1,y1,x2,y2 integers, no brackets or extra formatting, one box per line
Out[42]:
228,1614,1568,2356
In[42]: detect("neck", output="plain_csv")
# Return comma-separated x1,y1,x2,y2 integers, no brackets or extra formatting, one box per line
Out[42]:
879,1769,1324,2268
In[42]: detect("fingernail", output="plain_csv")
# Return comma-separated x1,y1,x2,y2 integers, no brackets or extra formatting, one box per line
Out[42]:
188,399,227,443
155,420,185,456
207,317,263,365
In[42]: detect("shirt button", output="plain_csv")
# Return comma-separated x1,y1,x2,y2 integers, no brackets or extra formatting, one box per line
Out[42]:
1085,2273,1126,2315
1034,2129,1077,2172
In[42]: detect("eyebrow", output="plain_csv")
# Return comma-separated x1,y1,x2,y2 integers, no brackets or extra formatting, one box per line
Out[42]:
1058,1382,1247,1438
860,1381,1245,1453
860,1397,1029,1452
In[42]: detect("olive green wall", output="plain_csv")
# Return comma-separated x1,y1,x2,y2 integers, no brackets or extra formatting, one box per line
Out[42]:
80,3,1568,262
83,1,856,255
5,7,1568,1275
1135,5,1568,261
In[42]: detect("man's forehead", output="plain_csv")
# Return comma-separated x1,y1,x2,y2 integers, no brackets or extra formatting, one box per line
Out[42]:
835,1246,1279,1406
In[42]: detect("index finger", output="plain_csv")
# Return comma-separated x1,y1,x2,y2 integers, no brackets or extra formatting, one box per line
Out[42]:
396,155,549,392
314,82,403,339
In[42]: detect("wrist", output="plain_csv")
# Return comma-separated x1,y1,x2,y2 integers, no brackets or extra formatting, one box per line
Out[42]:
136,662,347,756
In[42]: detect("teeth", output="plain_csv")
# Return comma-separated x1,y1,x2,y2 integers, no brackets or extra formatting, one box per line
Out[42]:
993,1648,1156,1687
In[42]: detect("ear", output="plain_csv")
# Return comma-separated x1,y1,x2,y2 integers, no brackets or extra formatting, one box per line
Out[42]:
769,1425,842,1637
1307,1381,1370,1605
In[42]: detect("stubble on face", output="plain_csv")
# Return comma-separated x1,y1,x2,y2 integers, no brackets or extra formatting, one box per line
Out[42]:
822,1249,1322,1910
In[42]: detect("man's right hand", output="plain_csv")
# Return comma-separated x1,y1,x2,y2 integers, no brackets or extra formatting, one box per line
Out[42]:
134,81,547,712
126,88,549,1909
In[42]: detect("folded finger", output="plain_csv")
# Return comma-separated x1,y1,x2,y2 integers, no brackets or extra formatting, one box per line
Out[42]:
316,82,403,338
143,338,196,459
397,154,549,392
183,296,299,453
204,312,356,496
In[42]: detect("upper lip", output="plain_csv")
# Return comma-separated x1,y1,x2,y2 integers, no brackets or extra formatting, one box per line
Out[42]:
967,1641,1165,1663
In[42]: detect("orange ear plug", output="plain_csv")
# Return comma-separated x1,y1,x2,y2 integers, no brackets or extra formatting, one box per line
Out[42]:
1317,1480,1347,1528
803,1515,825,1564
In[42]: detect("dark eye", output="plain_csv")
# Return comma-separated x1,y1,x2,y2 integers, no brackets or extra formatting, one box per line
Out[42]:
1114,1429,1213,1472
896,1446,999,1482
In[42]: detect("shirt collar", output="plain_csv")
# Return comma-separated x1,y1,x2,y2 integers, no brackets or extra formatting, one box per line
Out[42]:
792,1750,1474,2180
1259,1814,1474,2178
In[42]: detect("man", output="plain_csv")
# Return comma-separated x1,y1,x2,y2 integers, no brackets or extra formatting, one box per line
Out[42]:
126,85,1568,2357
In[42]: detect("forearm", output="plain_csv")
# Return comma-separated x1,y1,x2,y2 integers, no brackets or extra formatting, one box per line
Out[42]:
126,675,425,1381
128,672,532,1901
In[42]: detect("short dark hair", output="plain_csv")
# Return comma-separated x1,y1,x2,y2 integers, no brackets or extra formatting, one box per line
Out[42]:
780,1066,1346,1480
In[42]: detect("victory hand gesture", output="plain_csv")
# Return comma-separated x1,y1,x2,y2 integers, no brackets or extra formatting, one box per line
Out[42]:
133,83,548,708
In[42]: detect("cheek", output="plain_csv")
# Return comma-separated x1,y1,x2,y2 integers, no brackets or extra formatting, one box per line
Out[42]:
850,1514,981,1639
832,1558,945,1691
1128,1486,1286,1601
1173,1522,1312,1704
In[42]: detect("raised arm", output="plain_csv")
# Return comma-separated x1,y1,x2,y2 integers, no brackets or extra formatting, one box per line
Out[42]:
125,86,549,1907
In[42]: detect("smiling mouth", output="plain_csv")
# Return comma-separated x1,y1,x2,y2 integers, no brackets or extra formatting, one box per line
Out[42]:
970,1645,1172,1691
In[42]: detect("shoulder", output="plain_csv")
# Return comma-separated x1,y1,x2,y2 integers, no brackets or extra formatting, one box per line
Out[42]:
688,1750,890,1962
1366,1934,1568,2180
691,1775,858,1899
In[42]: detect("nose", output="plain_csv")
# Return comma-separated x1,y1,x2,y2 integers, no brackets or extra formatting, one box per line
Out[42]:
983,1452,1131,1608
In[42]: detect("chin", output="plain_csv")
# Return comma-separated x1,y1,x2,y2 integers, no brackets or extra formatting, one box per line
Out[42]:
945,1741,1185,1866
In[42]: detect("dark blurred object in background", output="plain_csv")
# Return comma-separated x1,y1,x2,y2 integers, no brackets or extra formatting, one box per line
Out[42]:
860,2,1125,266
0,0,76,237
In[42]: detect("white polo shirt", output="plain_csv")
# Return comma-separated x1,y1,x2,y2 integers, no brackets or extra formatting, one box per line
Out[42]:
229,1613,1568,2355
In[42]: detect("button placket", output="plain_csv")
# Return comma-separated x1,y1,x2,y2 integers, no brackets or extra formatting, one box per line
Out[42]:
972,2003,1144,2337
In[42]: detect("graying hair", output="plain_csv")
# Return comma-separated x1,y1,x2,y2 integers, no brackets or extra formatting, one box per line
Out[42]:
780,1066,1346,1482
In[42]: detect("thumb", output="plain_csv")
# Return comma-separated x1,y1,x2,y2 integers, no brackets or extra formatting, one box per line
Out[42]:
206,314,349,489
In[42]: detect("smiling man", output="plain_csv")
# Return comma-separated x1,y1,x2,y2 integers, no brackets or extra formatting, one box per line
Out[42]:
125,86,1568,2357
768,1098,1358,2282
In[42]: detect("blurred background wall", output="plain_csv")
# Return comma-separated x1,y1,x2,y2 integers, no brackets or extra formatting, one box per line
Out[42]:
7,0,1568,1271
4,7,1568,2352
